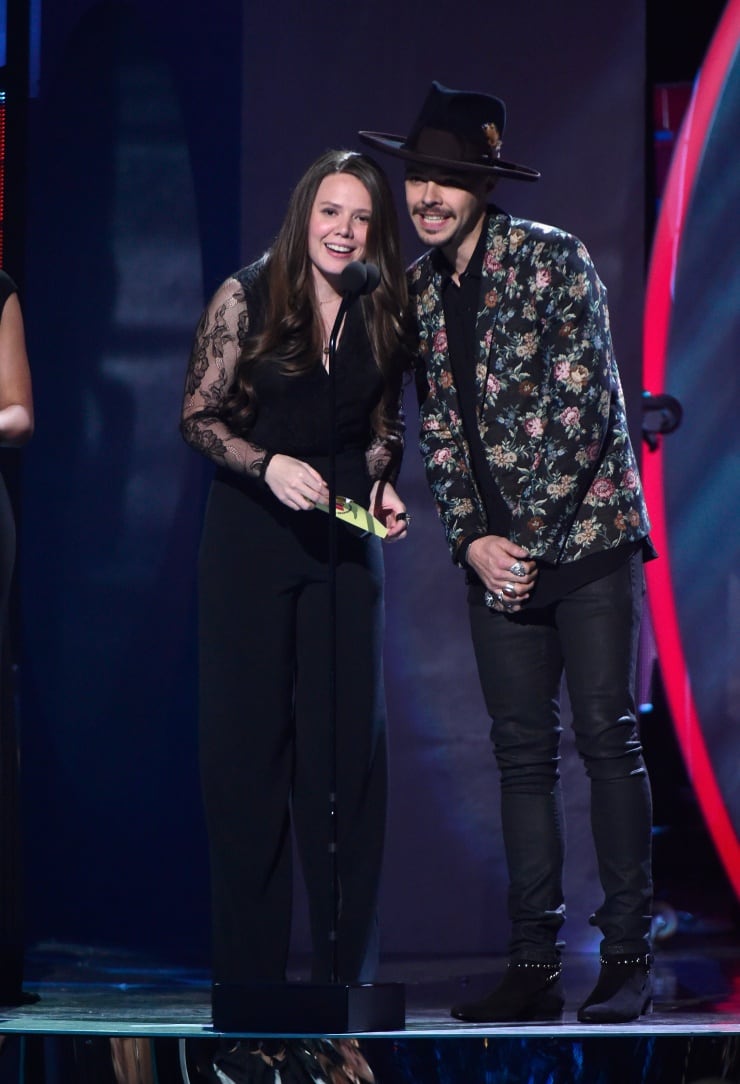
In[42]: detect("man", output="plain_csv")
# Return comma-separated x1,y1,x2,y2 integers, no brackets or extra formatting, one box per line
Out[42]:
359,82,656,1024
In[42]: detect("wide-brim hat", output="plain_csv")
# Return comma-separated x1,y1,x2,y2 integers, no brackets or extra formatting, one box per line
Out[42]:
359,80,539,182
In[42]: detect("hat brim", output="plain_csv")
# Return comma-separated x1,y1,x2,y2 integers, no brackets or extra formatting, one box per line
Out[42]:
358,130,540,182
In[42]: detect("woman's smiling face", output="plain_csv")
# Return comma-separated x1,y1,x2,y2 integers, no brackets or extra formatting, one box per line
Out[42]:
307,173,371,290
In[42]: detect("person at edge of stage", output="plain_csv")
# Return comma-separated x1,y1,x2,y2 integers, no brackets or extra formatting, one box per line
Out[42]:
180,148,413,995
0,268,34,1006
359,81,656,1024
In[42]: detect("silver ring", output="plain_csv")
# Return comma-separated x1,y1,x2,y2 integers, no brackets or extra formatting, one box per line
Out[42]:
503,582,517,599
510,561,526,578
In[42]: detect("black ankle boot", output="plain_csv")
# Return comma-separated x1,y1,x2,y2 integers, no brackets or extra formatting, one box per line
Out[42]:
451,961,565,1023
577,953,653,1023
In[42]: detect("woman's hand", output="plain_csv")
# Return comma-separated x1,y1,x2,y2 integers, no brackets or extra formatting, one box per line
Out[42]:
466,536,537,612
370,480,409,541
264,454,329,511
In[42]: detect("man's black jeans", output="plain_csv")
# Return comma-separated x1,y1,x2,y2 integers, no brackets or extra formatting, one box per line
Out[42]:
468,552,653,961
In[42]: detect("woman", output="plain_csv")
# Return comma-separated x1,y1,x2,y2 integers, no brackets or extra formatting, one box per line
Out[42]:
181,150,411,990
0,269,33,1005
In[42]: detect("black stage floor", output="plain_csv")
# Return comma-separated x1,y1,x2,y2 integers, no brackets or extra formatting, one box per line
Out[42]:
0,938,738,1081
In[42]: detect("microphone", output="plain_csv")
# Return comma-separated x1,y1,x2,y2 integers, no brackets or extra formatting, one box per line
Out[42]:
339,261,381,298
364,262,381,295
328,262,380,362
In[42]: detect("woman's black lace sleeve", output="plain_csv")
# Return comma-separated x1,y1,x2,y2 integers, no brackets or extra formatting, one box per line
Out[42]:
180,276,270,479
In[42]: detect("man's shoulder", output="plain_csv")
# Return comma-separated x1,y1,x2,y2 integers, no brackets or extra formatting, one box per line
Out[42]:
502,215,593,267
501,214,581,247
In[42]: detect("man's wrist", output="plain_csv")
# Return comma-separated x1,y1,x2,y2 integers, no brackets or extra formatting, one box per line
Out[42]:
456,534,485,568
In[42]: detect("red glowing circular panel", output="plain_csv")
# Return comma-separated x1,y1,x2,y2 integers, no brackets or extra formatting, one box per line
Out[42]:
642,0,740,900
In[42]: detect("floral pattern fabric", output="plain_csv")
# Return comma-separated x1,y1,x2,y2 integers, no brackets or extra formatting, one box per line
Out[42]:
409,212,651,564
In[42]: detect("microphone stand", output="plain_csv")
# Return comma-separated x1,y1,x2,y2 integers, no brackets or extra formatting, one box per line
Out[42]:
211,263,405,1034
325,289,352,984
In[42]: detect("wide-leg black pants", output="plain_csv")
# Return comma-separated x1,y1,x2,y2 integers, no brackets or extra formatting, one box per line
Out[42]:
198,472,388,984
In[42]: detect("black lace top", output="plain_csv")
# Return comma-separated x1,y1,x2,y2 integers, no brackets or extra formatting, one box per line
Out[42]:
181,261,403,499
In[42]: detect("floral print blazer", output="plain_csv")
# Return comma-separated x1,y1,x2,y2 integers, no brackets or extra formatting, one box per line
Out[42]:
409,212,651,565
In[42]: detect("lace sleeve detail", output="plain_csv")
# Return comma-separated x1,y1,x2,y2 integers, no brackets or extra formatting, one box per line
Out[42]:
180,275,270,479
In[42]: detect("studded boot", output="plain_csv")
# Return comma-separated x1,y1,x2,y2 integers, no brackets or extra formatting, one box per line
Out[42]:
577,952,653,1023
451,960,565,1023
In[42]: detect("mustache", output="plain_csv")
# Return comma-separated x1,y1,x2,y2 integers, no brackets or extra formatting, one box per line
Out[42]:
412,205,451,216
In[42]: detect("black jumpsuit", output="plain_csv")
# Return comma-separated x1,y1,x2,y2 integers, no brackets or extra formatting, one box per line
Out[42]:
182,261,402,984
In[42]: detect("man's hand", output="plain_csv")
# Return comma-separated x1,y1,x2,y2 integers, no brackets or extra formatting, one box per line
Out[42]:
466,536,537,612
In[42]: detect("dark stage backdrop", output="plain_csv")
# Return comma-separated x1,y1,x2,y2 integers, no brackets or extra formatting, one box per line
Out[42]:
18,0,645,968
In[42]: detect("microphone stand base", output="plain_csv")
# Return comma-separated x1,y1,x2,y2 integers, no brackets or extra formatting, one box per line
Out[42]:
212,980,406,1034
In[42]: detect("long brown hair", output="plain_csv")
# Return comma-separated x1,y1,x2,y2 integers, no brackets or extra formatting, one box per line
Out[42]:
226,149,411,438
